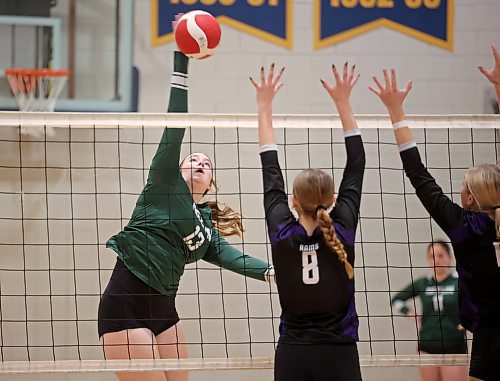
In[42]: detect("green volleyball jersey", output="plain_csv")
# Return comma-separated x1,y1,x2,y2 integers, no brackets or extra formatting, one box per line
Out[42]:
391,273,465,351
106,52,270,295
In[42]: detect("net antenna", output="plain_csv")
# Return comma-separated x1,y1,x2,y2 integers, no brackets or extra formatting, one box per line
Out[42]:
5,68,70,138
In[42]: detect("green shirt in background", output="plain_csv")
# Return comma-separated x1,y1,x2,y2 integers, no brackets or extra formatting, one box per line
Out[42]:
391,272,466,353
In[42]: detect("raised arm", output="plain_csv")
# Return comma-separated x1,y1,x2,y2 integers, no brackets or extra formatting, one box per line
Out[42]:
478,45,500,105
369,70,463,231
321,62,360,135
250,64,284,146
204,229,273,282
147,51,189,184
250,65,294,235
369,68,414,147
321,63,365,228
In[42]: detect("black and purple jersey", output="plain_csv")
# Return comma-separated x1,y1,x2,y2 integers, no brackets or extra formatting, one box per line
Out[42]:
400,146,500,332
260,134,365,344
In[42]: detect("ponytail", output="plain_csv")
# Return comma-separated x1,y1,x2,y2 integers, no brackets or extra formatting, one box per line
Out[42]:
465,164,500,239
316,208,354,279
292,168,353,278
205,199,244,237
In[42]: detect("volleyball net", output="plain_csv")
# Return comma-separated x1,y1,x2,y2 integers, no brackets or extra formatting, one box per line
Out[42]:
0,112,498,374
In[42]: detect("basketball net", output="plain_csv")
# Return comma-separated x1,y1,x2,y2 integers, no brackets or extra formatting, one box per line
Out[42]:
6,68,70,138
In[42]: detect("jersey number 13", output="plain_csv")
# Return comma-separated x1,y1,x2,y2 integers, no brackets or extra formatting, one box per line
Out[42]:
302,251,319,284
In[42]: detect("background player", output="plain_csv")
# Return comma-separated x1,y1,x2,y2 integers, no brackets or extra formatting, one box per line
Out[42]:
391,241,468,381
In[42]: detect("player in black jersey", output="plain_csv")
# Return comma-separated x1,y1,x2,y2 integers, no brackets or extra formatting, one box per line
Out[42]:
250,62,365,381
478,45,500,107
391,241,468,381
370,56,500,380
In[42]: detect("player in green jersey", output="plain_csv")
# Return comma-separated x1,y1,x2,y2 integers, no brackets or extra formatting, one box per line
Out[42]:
97,49,274,381
391,241,468,381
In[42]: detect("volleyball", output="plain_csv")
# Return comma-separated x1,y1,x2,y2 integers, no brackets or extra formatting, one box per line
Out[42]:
175,10,221,60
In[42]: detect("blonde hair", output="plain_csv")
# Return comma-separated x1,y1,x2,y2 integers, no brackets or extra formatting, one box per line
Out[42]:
293,169,354,279
205,176,245,237
465,164,500,238
205,198,244,237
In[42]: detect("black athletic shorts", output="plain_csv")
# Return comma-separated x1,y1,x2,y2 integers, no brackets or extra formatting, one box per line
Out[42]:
418,338,468,354
469,324,500,381
274,342,362,381
98,258,179,337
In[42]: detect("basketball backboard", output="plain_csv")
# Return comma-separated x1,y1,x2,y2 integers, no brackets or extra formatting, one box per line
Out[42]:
0,0,135,112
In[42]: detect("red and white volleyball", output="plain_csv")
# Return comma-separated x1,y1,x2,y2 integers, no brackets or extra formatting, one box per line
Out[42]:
175,10,221,60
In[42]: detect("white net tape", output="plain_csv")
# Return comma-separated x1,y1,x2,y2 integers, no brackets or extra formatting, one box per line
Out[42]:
0,355,470,374
0,112,498,130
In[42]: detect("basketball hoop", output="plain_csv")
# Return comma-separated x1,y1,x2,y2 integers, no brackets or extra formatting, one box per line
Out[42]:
5,68,70,137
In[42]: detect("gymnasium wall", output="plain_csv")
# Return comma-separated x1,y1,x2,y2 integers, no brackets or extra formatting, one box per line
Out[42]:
0,1,499,381
133,0,500,114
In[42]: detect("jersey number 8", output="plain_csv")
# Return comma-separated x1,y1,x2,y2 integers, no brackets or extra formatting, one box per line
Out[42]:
302,251,319,285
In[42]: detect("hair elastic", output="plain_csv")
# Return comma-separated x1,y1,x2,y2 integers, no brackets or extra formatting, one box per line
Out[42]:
315,204,326,213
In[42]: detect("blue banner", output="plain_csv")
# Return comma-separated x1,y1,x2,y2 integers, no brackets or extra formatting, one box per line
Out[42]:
151,0,293,49
314,0,454,50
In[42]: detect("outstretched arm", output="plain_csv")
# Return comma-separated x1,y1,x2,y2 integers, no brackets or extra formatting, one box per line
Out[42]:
321,63,365,228
204,229,274,283
250,65,293,236
148,51,189,184
250,64,284,146
321,62,360,134
478,45,500,105
369,70,463,232
369,68,414,148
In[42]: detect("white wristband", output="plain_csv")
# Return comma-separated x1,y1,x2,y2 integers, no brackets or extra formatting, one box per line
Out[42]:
264,266,275,284
398,140,417,152
260,144,278,153
392,120,409,130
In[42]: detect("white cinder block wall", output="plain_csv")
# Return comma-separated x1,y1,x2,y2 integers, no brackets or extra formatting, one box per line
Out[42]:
0,1,499,381
134,0,500,115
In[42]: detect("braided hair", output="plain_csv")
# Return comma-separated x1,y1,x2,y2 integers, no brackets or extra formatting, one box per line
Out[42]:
316,206,354,279
293,169,354,279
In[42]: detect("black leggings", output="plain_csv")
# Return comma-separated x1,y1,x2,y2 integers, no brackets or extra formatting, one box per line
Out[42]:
98,258,179,337
274,342,362,381
469,324,500,381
